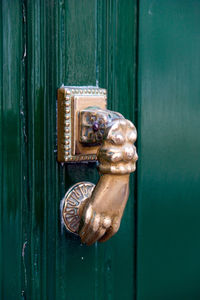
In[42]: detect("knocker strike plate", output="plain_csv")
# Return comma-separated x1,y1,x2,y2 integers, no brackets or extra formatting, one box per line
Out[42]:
62,182,95,234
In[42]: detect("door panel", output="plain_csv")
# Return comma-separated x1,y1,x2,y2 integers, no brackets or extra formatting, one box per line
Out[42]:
137,1,200,299
4,1,200,299
0,1,138,299
0,1,24,298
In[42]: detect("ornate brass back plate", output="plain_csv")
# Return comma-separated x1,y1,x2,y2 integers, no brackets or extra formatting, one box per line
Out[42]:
57,86,107,162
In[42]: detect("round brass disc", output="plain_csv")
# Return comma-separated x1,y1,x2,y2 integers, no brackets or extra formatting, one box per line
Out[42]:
62,181,95,234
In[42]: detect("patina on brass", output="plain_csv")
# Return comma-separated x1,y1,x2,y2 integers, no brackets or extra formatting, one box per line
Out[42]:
60,86,138,245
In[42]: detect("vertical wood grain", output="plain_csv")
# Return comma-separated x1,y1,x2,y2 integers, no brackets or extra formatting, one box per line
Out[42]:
0,1,25,299
97,1,138,299
137,1,200,299
0,1,138,299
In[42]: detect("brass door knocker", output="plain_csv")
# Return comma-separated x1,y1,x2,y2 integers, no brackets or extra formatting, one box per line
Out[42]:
57,86,138,245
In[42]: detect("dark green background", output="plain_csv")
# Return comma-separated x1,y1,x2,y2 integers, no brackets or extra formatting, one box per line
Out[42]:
0,1,200,299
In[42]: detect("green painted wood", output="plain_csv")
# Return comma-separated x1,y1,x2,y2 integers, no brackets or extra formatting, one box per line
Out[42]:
96,2,138,299
137,1,200,299
0,1,137,299
3,1,200,299
0,1,27,299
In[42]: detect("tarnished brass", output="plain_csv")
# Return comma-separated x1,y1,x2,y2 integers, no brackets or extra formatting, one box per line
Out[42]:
59,86,138,245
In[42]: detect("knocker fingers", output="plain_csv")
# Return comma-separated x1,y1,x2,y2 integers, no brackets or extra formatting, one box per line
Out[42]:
78,204,93,239
83,215,112,245
99,217,121,243
86,227,107,246
81,213,101,244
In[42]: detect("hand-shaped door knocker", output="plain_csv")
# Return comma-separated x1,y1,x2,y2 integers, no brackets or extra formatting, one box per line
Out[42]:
57,87,138,245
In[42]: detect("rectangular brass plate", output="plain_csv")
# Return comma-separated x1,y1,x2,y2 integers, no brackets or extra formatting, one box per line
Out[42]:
57,86,107,162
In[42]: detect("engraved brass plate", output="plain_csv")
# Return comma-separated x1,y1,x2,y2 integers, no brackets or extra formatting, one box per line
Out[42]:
57,86,107,162
62,181,95,234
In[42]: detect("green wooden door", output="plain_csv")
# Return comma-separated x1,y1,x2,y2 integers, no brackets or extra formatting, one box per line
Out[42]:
1,1,200,300
0,1,137,299
137,1,200,299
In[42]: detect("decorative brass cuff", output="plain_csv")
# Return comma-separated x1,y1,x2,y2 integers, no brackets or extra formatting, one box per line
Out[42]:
97,118,137,174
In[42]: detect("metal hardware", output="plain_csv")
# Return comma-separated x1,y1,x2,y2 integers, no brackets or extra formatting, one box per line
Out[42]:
62,182,95,234
58,86,138,245
57,86,107,162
